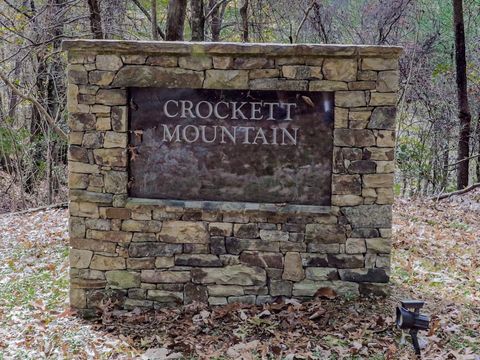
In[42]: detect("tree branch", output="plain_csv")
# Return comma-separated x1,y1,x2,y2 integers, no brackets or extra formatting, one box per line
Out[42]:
433,182,480,201
0,70,67,141
131,0,166,40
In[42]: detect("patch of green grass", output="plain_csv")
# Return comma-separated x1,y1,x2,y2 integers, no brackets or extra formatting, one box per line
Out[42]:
448,221,469,231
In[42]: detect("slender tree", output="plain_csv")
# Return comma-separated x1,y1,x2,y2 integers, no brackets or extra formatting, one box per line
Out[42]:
240,0,249,42
165,0,187,41
87,0,103,39
191,0,205,41
151,0,158,40
452,0,472,189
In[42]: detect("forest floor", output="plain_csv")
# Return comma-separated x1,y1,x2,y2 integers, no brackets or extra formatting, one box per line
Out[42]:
0,192,479,360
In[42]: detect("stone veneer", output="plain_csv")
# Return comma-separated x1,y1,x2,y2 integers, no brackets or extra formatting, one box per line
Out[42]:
62,40,402,316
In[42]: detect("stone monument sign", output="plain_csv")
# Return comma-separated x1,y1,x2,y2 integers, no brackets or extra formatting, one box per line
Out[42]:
63,40,401,316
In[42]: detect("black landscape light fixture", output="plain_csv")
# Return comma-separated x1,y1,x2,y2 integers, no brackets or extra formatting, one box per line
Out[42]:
396,300,430,357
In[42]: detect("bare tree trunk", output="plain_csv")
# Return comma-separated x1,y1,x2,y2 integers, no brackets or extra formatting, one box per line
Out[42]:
165,0,187,41
131,0,166,39
191,0,205,41
87,0,103,39
475,114,480,182
452,0,472,189
151,0,158,40
209,0,227,41
240,0,249,42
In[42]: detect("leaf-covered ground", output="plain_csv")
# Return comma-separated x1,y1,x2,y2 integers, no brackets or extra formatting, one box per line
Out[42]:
0,192,479,359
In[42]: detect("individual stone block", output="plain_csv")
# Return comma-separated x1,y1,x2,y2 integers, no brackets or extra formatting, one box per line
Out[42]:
90,255,126,270
212,56,234,69
184,283,208,304
239,251,283,268
348,160,376,174
179,56,212,70
225,238,280,254
335,91,367,107
111,106,127,132
305,267,339,281
249,79,308,91
146,56,177,67
141,270,190,283
209,297,228,305
158,221,209,243
93,148,127,167
69,173,89,189
327,254,364,268
104,131,128,148
208,285,244,296
129,243,182,257
88,230,132,243
204,69,249,89
69,189,110,203
334,107,349,128
376,130,395,147
368,107,396,130
358,70,377,81
234,57,273,69
70,217,86,238
69,201,99,218
377,71,399,92
208,222,232,236
332,195,363,206
364,147,395,161
282,65,322,79
322,58,357,81
292,280,359,297
112,66,204,88
70,249,93,269
249,69,279,79
376,188,394,204
343,205,392,228
105,208,131,219
68,64,88,84
282,252,304,281
89,71,115,86
332,174,361,195
68,113,96,131
363,174,394,188
96,55,123,71
345,238,366,254
210,236,226,254
122,220,162,232
334,129,376,147
259,230,289,241
106,270,141,288
147,289,183,303
96,89,127,106
69,132,84,145
175,254,222,267
310,80,348,92
370,93,397,106
269,280,292,296
127,257,155,269
366,238,391,253
155,256,175,268
104,171,128,194
339,268,389,283
82,132,104,149
228,295,256,304
85,218,110,230
305,224,346,244
234,223,259,238
121,55,147,64
348,81,376,90
192,265,266,286
362,58,398,71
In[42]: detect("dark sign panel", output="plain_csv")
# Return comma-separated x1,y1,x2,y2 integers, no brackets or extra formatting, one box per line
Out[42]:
128,88,334,205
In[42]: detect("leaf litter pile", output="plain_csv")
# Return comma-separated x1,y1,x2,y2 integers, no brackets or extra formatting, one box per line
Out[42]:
0,191,479,359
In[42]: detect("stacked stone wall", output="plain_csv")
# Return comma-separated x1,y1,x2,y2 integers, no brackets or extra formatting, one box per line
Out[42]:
63,40,401,315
